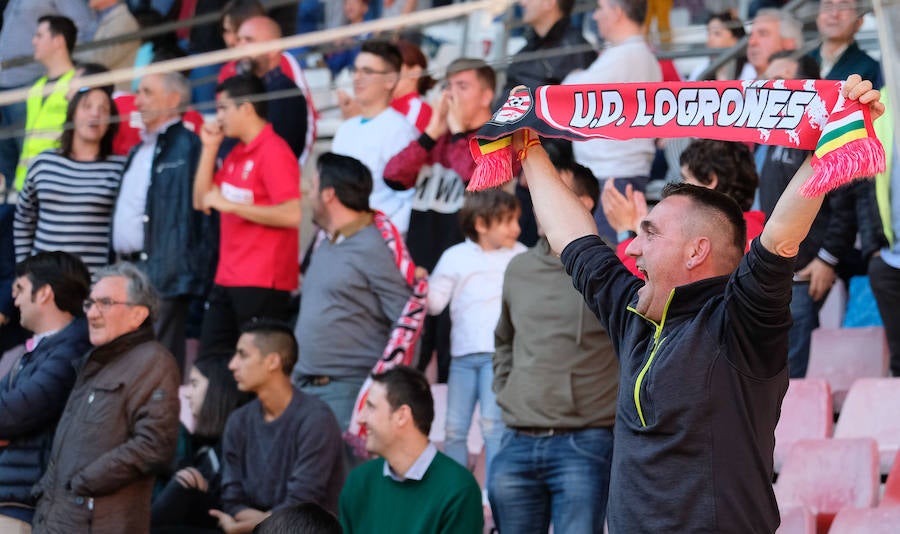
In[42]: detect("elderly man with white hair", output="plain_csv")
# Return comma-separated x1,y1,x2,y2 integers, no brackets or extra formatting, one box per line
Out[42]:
111,71,213,373
741,8,803,79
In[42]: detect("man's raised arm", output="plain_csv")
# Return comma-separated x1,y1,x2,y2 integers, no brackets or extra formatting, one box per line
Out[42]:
761,75,883,258
513,133,598,254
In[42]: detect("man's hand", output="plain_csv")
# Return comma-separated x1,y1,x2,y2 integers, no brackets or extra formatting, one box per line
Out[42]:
209,510,240,534
446,90,465,135
209,508,270,534
174,467,209,492
0,312,7,327
796,258,836,301
337,89,362,119
601,179,646,234
235,508,271,525
201,186,233,215
424,90,449,140
200,121,224,149
843,74,884,121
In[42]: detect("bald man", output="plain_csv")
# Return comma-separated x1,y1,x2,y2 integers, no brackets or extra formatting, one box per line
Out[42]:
219,15,309,160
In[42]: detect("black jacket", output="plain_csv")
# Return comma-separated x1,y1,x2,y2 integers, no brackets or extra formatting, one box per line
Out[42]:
758,146,858,270
0,318,91,510
498,17,596,106
116,122,214,299
563,236,794,533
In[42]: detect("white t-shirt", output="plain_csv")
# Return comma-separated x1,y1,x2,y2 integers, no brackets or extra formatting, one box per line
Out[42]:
332,108,419,234
564,36,663,180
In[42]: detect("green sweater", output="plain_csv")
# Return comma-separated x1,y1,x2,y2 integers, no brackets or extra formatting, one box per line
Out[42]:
339,452,484,534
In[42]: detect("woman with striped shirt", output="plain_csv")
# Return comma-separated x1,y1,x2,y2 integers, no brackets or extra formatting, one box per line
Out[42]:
14,85,124,275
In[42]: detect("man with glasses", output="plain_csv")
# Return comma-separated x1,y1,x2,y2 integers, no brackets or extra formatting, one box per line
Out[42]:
32,262,180,533
809,0,882,86
0,252,91,533
332,39,419,234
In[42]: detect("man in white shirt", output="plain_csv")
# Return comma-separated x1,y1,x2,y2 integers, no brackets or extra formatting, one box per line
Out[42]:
563,0,662,243
331,39,419,235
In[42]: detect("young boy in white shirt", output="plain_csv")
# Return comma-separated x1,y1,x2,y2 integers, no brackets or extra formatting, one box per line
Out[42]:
427,190,526,483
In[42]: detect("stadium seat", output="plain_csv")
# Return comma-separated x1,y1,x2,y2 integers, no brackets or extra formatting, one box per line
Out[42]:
881,450,900,507
775,438,879,533
805,327,889,412
775,506,815,534
828,506,900,533
774,379,833,472
834,378,900,474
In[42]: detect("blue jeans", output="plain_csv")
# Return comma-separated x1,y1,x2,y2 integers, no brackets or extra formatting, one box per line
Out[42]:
0,98,27,187
488,427,614,533
788,282,825,378
298,377,365,431
445,353,504,479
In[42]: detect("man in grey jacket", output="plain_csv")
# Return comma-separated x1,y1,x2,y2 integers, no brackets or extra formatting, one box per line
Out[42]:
489,159,618,534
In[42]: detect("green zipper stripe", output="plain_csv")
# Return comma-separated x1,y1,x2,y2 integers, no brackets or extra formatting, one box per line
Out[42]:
628,289,676,428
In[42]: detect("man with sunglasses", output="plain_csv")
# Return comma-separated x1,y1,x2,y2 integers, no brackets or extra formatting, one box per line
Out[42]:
32,262,180,534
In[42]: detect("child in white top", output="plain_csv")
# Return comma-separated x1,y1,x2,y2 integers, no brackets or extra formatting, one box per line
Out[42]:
427,190,526,480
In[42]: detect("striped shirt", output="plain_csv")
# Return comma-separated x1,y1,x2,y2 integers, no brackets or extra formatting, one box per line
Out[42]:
14,151,125,274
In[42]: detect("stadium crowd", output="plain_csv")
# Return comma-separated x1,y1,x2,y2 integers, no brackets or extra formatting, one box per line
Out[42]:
0,0,895,533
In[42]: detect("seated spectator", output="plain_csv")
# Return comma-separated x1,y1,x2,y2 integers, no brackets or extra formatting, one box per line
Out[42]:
689,11,747,81
604,139,763,277
390,40,434,133
0,252,92,531
339,366,483,533
742,8,802,79
76,0,140,92
332,40,419,234
32,262,181,533
325,0,370,77
809,0,882,85
211,320,345,533
253,503,341,534
13,83,124,275
152,356,252,532
218,16,310,162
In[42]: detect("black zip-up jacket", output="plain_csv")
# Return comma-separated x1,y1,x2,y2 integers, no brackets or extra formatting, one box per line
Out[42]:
114,122,215,299
562,236,794,533
497,17,596,107
0,318,90,515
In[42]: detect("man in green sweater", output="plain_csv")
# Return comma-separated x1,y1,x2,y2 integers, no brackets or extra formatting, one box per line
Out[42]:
339,366,483,533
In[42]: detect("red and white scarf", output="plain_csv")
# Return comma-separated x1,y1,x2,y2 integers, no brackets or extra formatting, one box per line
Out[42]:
469,79,885,196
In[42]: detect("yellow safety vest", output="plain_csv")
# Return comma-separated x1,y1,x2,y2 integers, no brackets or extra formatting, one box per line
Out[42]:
14,69,74,190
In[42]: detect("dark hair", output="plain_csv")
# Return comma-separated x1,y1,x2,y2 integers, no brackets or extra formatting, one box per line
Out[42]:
192,356,253,440
610,0,647,26
15,251,90,317
459,189,520,242
59,87,118,161
396,40,435,95
445,58,496,92
371,366,434,436
253,502,342,534
557,0,576,16
766,50,821,79
38,15,77,55
316,152,373,212
708,11,746,39
240,319,298,375
661,182,747,260
216,74,267,118
558,161,600,214
679,140,758,212
223,0,266,30
360,39,402,73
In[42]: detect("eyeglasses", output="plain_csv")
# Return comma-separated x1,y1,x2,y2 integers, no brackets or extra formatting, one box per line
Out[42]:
349,65,392,77
820,1,857,13
83,298,135,314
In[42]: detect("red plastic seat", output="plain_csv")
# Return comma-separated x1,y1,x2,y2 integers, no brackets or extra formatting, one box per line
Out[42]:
775,438,879,533
774,379,833,472
805,327,889,412
834,378,900,474
882,450,900,507
775,506,815,534
828,506,900,533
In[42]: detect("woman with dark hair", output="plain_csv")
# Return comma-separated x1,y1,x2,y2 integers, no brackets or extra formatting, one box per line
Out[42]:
689,11,749,81
13,86,123,275
151,356,252,533
391,39,435,133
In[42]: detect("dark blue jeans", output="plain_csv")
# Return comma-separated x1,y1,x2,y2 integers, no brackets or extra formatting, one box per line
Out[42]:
0,98,27,186
488,427,614,534
788,282,825,378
